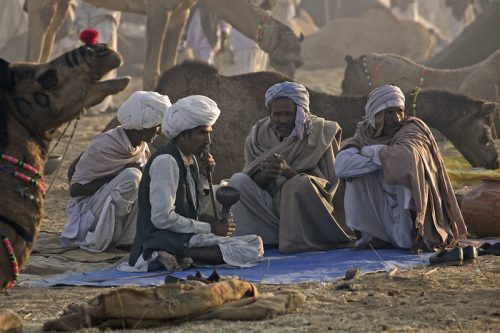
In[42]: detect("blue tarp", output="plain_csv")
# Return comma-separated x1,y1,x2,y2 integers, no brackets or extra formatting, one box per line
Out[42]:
24,248,433,287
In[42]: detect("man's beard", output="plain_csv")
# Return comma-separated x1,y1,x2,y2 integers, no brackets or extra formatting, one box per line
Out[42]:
387,122,404,136
272,123,294,136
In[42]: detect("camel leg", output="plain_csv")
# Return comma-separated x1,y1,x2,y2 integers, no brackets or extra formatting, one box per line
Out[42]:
160,7,190,74
143,8,171,90
39,0,71,62
26,0,58,62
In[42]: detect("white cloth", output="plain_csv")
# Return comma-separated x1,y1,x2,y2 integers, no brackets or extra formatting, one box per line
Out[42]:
0,0,27,50
272,0,298,22
75,1,121,113
188,234,264,268
61,168,141,252
228,29,268,75
335,147,414,249
118,233,264,272
162,95,220,139
117,91,171,130
185,8,230,64
364,84,405,129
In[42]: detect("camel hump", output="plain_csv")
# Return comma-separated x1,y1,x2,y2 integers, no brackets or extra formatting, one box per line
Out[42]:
358,5,398,21
157,61,220,88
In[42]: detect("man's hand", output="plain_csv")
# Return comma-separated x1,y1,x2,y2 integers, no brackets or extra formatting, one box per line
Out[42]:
259,154,284,178
252,154,297,188
260,154,297,179
211,220,236,237
125,161,142,170
198,151,216,177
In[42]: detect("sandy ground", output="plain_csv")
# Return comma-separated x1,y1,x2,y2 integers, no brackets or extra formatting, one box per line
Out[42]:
1,69,499,332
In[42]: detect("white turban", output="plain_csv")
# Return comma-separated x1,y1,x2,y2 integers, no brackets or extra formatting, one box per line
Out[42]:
162,95,221,139
264,81,312,140
364,84,405,129
117,91,171,130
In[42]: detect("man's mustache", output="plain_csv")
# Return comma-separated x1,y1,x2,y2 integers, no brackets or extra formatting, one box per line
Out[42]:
273,124,294,131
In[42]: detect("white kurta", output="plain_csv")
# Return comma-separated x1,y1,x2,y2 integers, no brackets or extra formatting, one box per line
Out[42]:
62,167,141,252
227,29,268,75
185,8,230,64
120,151,264,272
335,146,415,249
61,128,148,252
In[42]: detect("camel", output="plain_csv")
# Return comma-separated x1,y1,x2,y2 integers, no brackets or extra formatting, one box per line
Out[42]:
301,5,439,70
145,62,498,180
25,0,304,90
340,51,500,135
0,44,130,291
424,0,500,69
287,8,319,37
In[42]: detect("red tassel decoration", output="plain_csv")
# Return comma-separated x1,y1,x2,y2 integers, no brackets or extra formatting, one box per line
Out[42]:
79,29,99,46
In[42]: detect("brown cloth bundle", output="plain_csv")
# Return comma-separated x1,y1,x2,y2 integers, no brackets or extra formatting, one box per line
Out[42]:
43,279,304,331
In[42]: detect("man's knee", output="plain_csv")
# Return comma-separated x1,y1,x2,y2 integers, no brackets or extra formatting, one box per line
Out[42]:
115,167,142,191
229,172,254,189
282,174,312,193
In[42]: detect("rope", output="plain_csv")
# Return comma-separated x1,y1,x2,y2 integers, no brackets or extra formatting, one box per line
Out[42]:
47,120,73,157
411,68,426,117
45,117,80,195
0,233,19,289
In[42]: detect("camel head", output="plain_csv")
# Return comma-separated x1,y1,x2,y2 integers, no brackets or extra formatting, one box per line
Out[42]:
341,55,372,96
0,44,130,135
268,26,304,78
0,44,129,291
445,101,498,170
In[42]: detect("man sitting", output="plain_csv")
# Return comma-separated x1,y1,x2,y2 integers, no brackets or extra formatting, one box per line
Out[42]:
61,91,169,252
229,82,352,253
335,84,467,252
127,95,263,271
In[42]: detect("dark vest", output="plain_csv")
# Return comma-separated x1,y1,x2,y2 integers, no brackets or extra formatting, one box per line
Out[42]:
129,142,199,264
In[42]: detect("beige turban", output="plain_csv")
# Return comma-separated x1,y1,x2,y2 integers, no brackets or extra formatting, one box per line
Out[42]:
162,95,221,139
117,91,171,130
364,84,405,129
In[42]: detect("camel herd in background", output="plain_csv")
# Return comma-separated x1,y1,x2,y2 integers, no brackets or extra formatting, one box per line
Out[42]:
25,0,303,89
1,0,500,294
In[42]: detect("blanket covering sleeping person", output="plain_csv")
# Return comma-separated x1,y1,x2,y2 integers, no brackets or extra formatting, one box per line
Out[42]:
42,279,305,331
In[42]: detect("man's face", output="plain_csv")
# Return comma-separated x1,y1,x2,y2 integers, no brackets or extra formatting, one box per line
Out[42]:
382,107,405,137
270,98,296,139
181,125,213,155
139,125,161,144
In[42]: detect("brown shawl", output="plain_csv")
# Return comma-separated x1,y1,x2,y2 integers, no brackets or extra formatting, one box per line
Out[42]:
343,117,467,250
243,115,341,193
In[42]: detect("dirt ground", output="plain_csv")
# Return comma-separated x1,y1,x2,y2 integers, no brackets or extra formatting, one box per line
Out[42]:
1,69,499,333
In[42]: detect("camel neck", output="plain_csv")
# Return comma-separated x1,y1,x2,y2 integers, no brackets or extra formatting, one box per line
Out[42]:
202,0,262,45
